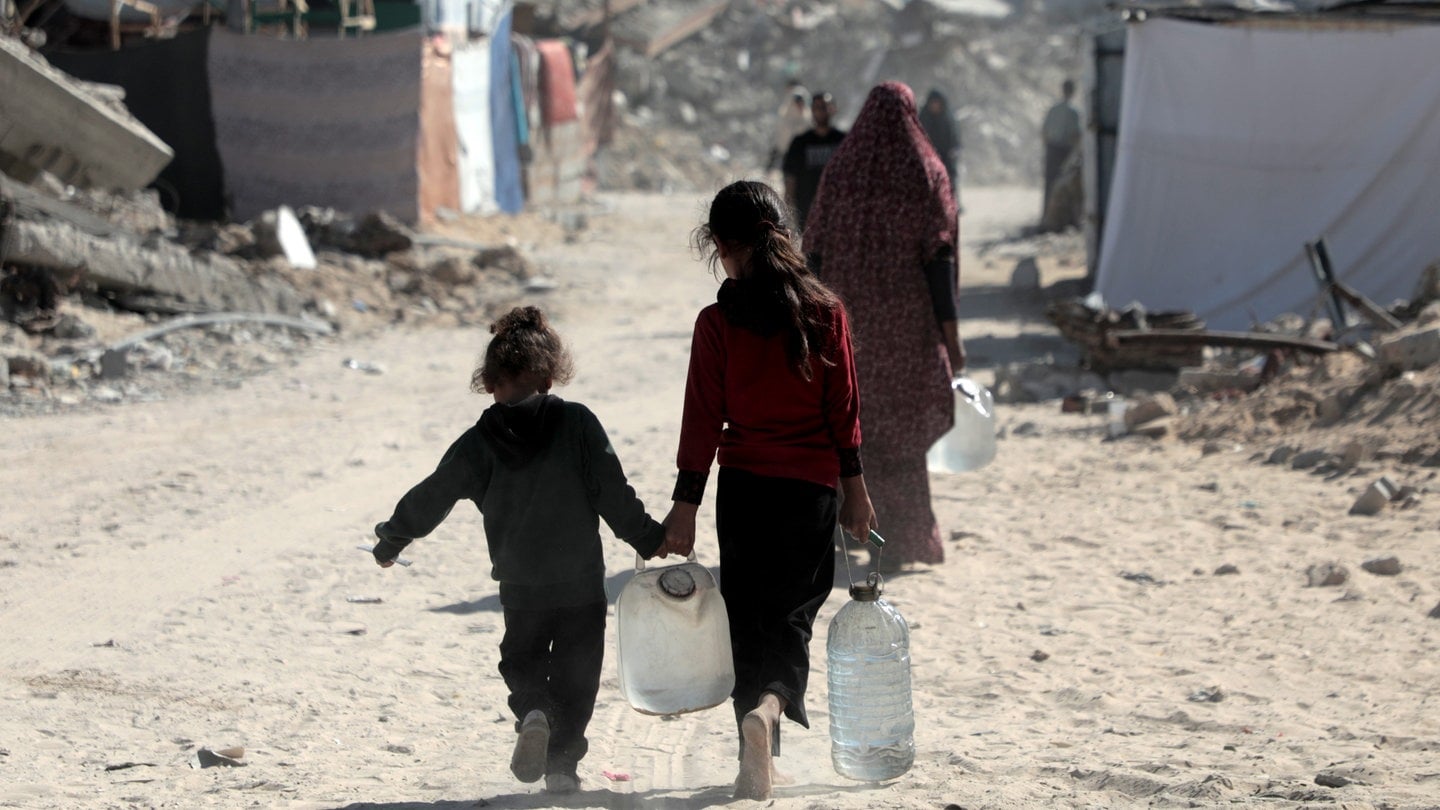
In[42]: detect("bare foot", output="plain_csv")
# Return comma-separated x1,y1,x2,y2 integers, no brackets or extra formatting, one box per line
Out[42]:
734,709,774,800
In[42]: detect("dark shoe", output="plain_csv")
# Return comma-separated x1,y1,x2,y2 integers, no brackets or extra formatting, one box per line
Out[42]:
510,710,549,783
544,772,580,794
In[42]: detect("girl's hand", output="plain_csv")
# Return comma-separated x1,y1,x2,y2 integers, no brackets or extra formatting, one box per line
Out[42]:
838,475,878,543
662,502,699,558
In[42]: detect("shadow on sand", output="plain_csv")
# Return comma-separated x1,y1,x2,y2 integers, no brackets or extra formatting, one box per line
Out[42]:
329,779,880,809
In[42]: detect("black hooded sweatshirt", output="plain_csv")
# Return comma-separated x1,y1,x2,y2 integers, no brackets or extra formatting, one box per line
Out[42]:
374,394,665,609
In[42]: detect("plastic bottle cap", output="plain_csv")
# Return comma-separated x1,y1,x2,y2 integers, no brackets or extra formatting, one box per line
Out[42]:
849,572,883,602
658,567,697,599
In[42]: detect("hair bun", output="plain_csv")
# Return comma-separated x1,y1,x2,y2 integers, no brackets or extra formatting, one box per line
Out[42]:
490,305,547,336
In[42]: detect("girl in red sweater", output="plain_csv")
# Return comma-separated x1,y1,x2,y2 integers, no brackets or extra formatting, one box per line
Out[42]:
662,180,878,800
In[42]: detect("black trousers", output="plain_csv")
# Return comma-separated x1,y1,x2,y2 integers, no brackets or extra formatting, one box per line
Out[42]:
716,466,837,759
498,601,606,776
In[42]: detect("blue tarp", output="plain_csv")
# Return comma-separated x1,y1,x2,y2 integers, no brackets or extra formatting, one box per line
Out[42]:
490,10,525,213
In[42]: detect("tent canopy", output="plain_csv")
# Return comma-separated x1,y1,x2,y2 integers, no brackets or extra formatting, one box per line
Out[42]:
1095,16,1440,329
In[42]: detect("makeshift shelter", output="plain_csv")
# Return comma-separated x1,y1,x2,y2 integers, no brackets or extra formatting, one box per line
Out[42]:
1092,1,1440,330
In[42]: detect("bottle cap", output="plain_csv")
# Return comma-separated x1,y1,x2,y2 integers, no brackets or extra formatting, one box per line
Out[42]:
659,567,697,599
849,572,884,602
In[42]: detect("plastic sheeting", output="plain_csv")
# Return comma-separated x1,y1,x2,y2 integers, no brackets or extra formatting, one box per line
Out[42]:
208,29,423,223
418,37,461,221
490,10,525,214
454,37,498,215
1095,19,1440,329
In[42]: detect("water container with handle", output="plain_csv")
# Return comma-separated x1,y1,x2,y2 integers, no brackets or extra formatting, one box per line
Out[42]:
926,375,997,473
827,532,914,782
615,552,734,716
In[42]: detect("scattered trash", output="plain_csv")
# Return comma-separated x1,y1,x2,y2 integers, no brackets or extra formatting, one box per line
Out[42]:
355,544,413,567
1030,650,1050,662
1213,564,1239,576
342,358,385,375
1349,477,1397,516
91,639,116,647
346,596,384,604
189,747,246,769
602,770,631,782
1188,686,1225,703
1119,571,1158,584
1315,771,1363,788
383,743,414,755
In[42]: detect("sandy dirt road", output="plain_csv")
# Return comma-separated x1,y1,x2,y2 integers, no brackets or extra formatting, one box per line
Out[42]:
2,190,1437,810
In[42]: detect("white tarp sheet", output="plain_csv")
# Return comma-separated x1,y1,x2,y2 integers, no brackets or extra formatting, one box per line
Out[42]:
454,38,498,215
1096,18,1440,329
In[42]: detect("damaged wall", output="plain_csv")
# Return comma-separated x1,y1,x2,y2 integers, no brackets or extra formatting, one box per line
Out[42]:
207,28,424,223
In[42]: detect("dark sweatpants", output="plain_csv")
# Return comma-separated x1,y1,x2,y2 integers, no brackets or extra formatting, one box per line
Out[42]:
716,466,837,760
498,602,606,777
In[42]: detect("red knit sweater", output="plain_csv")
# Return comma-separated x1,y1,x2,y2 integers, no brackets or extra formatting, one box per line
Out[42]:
675,301,862,501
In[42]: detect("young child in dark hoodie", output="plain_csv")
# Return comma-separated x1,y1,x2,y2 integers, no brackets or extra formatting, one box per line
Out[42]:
370,306,667,795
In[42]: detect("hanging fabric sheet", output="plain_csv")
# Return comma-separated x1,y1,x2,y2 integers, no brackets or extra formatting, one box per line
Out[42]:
1096,19,1440,328
208,28,423,222
454,37,497,215
490,10,525,213
418,35,461,222
536,39,578,128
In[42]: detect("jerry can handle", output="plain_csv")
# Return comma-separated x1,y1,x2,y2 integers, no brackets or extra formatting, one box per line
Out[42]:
635,550,698,572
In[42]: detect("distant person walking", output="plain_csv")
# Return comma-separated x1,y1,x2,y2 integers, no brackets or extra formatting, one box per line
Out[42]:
804,81,962,571
919,88,961,206
768,81,810,177
782,91,845,232
1041,78,1081,228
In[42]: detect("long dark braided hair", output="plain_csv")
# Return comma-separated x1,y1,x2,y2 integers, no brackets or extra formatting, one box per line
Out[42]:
692,181,842,380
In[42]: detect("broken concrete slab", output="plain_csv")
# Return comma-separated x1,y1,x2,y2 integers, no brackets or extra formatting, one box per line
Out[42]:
0,37,172,190
1377,327,1440,373
1177,367,1262,395
2,188,303,315
6,216,302,314
1124,392,1177,431
1349,477,1397,516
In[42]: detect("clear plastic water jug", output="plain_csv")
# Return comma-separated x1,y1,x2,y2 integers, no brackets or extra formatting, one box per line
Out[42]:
926,375,997,473
615,553,734,716
827,572,914,781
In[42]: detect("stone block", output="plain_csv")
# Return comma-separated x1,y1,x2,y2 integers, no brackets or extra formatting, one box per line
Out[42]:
1378,327,1440,372
1124,392,1178,430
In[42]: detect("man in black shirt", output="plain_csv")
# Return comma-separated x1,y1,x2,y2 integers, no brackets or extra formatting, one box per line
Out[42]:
782,92,845,232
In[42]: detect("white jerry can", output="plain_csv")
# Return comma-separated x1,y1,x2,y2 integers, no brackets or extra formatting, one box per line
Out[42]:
615,552,734,716
926,375,997,473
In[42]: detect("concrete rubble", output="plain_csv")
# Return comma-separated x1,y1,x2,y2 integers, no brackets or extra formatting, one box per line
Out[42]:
576,0,1096,192
0,35,172,190
1,167,551,417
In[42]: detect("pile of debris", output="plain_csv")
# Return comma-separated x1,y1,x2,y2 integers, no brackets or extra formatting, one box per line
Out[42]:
591,0,1096,191
1024,260,1440,468
1,174,553,417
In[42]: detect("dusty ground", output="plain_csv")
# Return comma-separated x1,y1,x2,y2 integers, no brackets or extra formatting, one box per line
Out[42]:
1,188,1438,810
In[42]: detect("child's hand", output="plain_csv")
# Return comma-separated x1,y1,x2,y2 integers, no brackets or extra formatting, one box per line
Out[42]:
661,503,698,558
371,537,408,568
